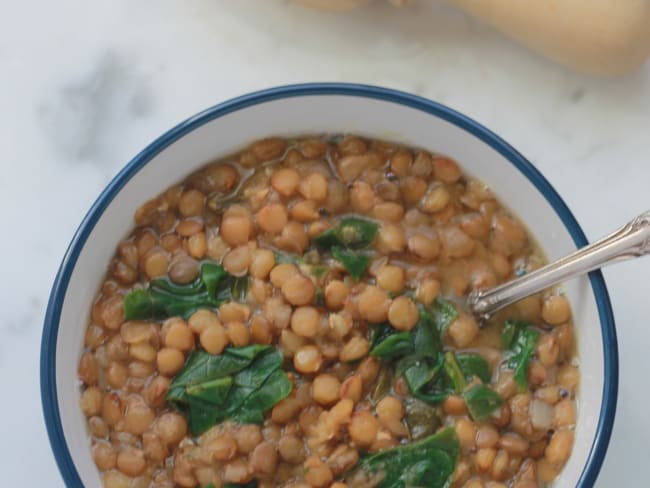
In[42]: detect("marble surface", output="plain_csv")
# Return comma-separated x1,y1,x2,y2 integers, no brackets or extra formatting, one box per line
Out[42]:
2,0,649,485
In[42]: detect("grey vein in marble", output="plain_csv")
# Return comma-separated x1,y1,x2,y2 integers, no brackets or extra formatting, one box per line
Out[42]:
39,51,154,163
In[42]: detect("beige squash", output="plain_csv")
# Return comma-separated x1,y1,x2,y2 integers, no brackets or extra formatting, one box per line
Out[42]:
295,0,407,10
295,0,650,75
447,0,650,75
295,0,371,11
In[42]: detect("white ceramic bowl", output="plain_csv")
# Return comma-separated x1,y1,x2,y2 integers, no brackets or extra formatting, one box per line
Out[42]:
41,83,618,487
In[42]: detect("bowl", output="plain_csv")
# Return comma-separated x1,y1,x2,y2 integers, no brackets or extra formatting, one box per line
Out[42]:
41,83,618,487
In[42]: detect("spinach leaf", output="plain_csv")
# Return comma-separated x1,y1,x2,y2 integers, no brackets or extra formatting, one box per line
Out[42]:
345,427,460,488
314,217,378,249
368,300,474,409
186,397,222,435
399,308,445,402
331,246,371,279
186,377,232,404
371,304,442,359
413,305,442,358
149,262,228,298
370,323,414,359
167,344,269,403
502,320,540,391
511,328,540,391
431,298,459,333
501,319,527,349
371,365,394,402
400,355,451,405
231,369,292,424
123,262,248,320
216,276,249,304
401,350,491,406
222,482,258,488
398,355,440,393
232,346,284,389
371,305,454,405
443,351,467,394
457,354,491,383
225,351,291,424
370,332,413,359
123,289,171,320
412,386,453,405
404,397,441,441
199,263,230,298
400,351,489,403
370,323,396,349
166,346,291,435
501,320,526,349
462,385,504,421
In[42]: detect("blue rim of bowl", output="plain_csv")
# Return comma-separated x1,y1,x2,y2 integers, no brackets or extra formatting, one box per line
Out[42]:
41,82,618,487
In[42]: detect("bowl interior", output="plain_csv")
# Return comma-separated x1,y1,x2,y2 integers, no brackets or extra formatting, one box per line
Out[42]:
43,86,612,487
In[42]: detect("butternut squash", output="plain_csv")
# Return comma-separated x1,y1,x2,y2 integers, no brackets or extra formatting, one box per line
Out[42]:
295,0,650,75
296,0,371,10
447,0,650,75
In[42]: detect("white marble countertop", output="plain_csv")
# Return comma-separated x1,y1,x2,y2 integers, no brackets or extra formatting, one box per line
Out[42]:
2,0,649,485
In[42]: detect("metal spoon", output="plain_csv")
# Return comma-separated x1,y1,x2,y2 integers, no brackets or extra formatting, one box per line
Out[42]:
467,210,650,320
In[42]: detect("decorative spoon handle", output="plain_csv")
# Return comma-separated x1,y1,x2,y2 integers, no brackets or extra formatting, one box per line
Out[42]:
468,210,650,319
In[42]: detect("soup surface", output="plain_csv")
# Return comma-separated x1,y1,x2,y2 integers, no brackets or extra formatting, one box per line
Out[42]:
78,135,579,488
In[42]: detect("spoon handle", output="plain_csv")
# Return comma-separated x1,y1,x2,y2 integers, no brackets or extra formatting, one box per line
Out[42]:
468,210,650,319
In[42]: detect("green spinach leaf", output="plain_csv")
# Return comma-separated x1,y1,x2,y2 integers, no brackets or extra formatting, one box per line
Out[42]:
367,299,483,412
222,482,258,488
122,288,172,320
167,346,291,435
501,319,527,349
167,344,269,404
400,354,452,405
314,217,378,249
331,246,371,279
186,377,233,404
502,320,540,391
371,365,394,402
230,369,292,424
148,262,228,299
431,298,459,334
371,304,444,359
413,305,442,358
345,427,460,488
199,263,230,298
186,397,221,435
443,351,467,394
403,397,441,441
462,384,504,421
400,350,491,407
457,354,491,383
370,303,462,406
123,262,248,320
511,328,540,391
398,355,440,394
370,323,414,359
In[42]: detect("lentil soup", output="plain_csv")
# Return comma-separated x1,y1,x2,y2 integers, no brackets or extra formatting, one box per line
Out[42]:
78,135,579,488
